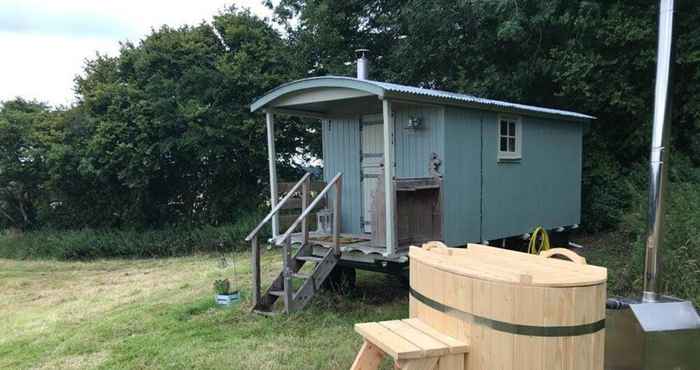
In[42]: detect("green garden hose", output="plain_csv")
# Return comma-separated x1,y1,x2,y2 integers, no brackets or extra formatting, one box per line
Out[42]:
527,226,551,255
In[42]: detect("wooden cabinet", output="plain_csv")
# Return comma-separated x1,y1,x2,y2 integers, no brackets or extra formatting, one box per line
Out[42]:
370,176,442,249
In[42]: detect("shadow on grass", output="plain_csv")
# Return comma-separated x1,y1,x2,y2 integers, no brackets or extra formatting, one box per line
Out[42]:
352,270,408,304
299,270,409,323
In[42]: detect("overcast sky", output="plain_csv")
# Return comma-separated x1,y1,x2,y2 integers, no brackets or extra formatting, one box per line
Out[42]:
0,0,273,107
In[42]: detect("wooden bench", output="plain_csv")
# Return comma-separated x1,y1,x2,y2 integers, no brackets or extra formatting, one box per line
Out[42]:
351,318,469,370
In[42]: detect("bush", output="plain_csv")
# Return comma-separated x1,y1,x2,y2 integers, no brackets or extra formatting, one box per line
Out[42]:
580,146,642,233
0,211,266,260
601,181,700,306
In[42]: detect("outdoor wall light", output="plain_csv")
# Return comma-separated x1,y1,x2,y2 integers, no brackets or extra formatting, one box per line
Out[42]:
406,116,423,130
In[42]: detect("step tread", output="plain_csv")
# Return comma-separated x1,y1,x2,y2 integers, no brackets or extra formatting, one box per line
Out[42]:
292,272,312,279
268,290,285,296
252,308,279,316
296,256,324,262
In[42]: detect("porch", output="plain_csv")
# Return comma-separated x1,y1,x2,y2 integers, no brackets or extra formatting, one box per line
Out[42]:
256,78,446,259
271,231,410,263
259,80,403,258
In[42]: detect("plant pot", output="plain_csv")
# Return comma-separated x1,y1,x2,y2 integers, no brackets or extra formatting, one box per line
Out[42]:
215,291,240,306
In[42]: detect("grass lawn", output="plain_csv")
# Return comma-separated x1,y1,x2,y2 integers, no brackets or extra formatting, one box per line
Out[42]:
0,249,406,369
0,232,631,370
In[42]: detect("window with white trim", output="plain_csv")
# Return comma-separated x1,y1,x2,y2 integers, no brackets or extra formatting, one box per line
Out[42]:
497,115,522,160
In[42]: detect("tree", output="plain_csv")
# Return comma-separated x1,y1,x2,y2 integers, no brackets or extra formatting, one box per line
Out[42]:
63,7,317,228
0,99,52,229
271,0,700,230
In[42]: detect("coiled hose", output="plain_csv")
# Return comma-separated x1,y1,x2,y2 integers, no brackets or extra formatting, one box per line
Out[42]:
527,226,551,255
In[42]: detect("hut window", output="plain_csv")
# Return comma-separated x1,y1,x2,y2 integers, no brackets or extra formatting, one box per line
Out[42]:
497,115,522,160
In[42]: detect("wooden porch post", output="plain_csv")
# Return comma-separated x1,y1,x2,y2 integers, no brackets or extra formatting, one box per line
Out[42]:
382,99,397,256
251,235,261,306
266,111,279,238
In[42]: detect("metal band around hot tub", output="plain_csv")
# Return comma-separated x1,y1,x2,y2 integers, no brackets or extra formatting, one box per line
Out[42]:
409,288,605,337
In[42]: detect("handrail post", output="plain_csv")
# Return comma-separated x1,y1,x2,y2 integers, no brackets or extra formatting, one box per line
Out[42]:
275,172,342,248
251,235,261,307
332,176,342,255
282,237,293,313
266,112,280,239
245,172,311,242
302,176,310,247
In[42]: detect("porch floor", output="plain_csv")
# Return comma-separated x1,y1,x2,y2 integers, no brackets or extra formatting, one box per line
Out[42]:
272,231,410,262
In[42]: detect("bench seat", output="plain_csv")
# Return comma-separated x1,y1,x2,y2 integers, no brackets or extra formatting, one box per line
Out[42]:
351,318,469,370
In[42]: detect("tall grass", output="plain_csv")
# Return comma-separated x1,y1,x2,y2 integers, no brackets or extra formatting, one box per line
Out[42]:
0,212,266,260
589,180,700,306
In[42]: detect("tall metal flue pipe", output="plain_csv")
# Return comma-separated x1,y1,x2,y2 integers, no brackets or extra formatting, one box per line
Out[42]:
642,0,675,303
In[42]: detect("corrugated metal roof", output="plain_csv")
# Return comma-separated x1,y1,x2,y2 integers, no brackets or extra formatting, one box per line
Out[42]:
369,79,595,120
251,76,595,120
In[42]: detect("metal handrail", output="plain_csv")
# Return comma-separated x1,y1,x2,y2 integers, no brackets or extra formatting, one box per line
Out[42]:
276,172,342,246
245,172,311,242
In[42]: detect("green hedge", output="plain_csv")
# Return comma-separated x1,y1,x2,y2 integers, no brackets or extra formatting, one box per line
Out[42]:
0,213,266,260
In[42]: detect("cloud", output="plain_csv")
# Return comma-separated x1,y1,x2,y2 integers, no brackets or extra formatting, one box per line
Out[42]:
0,0,274,106
0,32,120,107
0,4,136,38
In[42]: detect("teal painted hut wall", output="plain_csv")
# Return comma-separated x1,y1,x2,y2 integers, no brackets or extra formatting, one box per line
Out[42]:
480,112,583,240
442,107,482,245
320,105,584,244
393,105,445,178
322,117,363,234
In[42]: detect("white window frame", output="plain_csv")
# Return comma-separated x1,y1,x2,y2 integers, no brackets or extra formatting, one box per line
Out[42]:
497,115,522,160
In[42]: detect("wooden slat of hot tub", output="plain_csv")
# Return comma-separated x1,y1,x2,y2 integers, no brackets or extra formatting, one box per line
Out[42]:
451,244,605,283
410,245,607,287
460,249,593,285
410,249,587,287
466,244,605,278
416,251,528,284
428,243,600,279
514,285,544,368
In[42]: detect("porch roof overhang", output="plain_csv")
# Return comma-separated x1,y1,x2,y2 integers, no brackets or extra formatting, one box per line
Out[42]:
250,76,596,122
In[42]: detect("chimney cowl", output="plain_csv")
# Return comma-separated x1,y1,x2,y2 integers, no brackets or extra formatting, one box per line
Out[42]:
355,49,369,80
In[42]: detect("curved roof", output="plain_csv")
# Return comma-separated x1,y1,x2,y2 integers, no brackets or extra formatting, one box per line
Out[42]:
251,76,595,121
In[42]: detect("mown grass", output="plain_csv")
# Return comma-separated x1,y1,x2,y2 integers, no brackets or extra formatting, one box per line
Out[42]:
3,222,697,369
0,249,405,369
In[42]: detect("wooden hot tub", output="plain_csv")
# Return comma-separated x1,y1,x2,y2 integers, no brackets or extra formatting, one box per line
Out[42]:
409,243,607,370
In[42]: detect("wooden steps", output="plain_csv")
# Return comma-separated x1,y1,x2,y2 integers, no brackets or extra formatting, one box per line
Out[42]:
252,245,339,314
247,171,345,315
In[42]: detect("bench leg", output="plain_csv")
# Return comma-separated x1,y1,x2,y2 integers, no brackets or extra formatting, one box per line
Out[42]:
396,357,438,370
351,341,384,370
437,354,464,370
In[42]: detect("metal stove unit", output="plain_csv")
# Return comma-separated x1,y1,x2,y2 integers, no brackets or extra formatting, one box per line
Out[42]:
606,296,700,369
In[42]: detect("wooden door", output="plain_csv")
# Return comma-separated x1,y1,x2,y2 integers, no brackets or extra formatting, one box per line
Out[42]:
361,117,384,234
